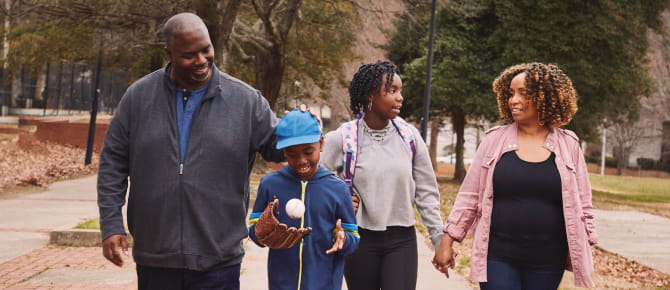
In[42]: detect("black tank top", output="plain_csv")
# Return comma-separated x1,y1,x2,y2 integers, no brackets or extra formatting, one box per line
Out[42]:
489,151,568,264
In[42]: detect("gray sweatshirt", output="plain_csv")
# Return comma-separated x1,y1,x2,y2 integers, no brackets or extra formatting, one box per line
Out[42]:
321,119,444,248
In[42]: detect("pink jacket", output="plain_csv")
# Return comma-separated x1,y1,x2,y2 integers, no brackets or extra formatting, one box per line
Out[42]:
444,123,598,287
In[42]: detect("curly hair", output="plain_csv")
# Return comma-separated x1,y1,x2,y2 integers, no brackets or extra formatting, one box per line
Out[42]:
349,61,399,114
492,62,578,128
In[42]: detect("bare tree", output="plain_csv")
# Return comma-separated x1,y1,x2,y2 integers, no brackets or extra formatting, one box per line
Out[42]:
608,115,655,176
232,0,302,107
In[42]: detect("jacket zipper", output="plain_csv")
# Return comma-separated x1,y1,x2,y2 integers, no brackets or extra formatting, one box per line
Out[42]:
297,180,308,290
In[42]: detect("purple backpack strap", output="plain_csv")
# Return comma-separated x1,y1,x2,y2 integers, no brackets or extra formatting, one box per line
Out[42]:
340,119,359,190
340,116,417,192
391,117,417,164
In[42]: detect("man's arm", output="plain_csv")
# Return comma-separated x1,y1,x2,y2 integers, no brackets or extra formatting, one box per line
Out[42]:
251,91,284,162
97,92,132,266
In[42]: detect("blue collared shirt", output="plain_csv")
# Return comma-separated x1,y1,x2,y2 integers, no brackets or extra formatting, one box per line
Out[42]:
176,85,209,163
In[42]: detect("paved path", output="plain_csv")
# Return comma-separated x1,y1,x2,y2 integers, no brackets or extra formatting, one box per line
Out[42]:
1,175,669,289
594,209,670,274
0,175,474,289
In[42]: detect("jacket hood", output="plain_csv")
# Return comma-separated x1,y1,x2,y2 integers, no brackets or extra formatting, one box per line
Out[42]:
277,165,333,182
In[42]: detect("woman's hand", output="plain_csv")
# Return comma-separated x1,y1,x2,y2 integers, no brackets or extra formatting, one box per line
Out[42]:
432,234,457,278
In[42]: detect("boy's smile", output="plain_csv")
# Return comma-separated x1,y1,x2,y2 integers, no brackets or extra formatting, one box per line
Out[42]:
283,138,324,181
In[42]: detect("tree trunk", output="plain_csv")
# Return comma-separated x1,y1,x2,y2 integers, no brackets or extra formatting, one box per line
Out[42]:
254,46,284,108
615,147,628,176
11,73,19,107
429,117,441,173
248,0,301,106
452,109,466,181
34,67,46,102
195,0,242,71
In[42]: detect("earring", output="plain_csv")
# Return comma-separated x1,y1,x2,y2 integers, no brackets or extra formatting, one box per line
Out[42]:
367,101,373,111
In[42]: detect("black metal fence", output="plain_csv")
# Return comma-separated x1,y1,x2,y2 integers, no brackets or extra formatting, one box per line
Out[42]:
0,62,129,116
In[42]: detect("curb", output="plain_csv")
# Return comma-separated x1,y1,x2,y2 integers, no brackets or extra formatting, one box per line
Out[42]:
49,229,134,247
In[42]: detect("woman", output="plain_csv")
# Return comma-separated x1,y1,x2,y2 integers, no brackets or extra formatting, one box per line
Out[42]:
321,61,444,290
433,62,598,289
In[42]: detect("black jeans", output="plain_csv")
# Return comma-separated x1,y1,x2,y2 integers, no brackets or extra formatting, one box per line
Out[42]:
344,226,418,290
136,264,240,290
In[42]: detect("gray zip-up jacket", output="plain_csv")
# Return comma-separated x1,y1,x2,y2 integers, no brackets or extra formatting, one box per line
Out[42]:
97,64,283,271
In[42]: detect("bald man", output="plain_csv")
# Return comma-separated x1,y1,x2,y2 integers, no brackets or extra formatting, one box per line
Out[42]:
97,12,284,289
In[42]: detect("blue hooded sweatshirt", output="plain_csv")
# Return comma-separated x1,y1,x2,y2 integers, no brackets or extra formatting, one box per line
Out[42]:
248,165,359,290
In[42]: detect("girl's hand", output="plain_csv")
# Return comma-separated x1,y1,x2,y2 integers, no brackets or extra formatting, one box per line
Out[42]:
432,234,457,278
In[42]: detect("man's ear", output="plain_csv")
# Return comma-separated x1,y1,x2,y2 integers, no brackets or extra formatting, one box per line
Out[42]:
319,136,325,152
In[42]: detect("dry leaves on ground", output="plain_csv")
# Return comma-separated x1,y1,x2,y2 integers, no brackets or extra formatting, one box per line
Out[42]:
0,133,98,192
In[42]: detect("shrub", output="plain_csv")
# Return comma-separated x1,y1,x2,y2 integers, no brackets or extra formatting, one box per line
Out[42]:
636,158,656,170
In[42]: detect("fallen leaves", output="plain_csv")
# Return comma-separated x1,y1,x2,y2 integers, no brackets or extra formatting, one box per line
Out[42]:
0,132,98,191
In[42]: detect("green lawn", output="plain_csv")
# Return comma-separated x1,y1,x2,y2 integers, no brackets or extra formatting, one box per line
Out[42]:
589,173,670,203
74,218,100,230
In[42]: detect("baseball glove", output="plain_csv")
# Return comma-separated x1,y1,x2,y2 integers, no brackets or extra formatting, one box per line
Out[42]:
254,199,312,249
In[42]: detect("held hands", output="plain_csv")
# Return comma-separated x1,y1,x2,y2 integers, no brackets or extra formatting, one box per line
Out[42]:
326,219,346,254
102,234,129,267
432,235,457,278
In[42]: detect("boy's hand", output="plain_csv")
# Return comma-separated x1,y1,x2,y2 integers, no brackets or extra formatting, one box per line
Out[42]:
255,199,311,249
325,219,346,254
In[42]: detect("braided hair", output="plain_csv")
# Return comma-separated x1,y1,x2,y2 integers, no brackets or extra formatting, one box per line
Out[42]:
492,62,578,128
349,61,399,115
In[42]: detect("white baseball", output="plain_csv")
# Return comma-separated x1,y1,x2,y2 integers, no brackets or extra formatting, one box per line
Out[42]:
285,198,305,219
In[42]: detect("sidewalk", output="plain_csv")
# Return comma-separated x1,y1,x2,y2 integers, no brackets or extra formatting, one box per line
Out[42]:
1,175,668,289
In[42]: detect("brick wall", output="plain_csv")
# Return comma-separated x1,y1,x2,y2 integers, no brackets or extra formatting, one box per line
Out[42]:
34,120,109,152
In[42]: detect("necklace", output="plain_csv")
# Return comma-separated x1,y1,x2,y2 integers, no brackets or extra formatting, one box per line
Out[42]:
364,125,389,142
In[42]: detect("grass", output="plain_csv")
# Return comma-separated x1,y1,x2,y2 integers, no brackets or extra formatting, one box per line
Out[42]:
592,190,670,203
74,218,100,230
589,173,670,212
589,173,670,197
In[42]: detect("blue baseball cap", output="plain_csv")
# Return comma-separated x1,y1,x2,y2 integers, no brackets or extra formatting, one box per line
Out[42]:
276,109,322,149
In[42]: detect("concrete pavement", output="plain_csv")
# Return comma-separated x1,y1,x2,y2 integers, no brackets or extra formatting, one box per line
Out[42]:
593,209,670,274
1,175,669,289
0,175,99,264
240,228,473,290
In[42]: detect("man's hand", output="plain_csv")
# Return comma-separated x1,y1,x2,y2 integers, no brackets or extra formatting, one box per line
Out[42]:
297,104,322,129
432,234,457,278
351,194,360,213
326,219,347,254
102,234,129,267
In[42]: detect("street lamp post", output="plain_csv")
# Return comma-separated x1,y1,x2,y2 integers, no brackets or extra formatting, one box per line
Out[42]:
420,0,437,141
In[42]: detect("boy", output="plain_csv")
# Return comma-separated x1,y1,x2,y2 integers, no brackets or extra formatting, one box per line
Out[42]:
248,109,359,290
